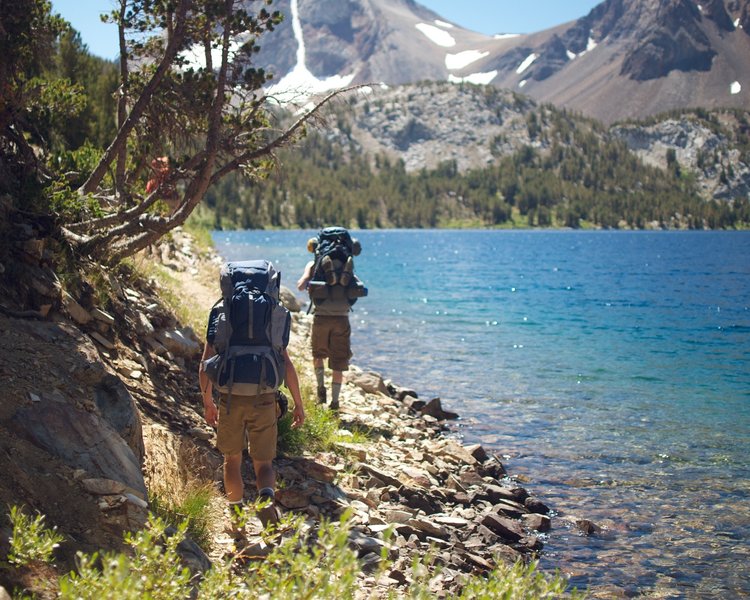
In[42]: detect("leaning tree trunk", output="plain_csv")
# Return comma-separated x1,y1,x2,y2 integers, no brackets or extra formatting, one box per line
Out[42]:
79,0,191,196
100,1,235,263
114,0,129,198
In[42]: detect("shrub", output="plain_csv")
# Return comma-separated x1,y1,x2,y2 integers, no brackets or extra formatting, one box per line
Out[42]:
7,505,65,566
7,506,584,599
58,516,192,599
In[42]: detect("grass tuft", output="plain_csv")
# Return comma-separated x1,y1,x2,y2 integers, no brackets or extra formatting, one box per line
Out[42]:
148,482,218,551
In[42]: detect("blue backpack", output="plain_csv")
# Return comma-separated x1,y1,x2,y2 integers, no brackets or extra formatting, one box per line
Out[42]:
307,227,367,308
202,260,291,408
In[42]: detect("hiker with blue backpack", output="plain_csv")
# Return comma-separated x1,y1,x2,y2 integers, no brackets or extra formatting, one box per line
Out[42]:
199,260,305,531
296,227,367,410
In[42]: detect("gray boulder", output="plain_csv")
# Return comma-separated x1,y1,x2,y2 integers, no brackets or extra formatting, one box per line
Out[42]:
12,400,146,496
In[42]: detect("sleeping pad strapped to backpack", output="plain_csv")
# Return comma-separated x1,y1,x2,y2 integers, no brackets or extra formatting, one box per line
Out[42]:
202,260,291,405
308,226,367,308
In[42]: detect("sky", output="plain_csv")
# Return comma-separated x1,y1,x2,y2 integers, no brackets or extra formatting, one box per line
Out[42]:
51,0,603,60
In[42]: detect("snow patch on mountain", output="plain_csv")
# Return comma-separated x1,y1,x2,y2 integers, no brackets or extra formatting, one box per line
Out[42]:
516,53,538,75
415,23,457,47
445,50,489,70
449,71,498,85
180,39,244,70
265,0,354,103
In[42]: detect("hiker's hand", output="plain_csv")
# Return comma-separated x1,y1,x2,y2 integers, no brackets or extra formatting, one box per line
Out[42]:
296,276,309,291
204,401,218,428
292,404,305,429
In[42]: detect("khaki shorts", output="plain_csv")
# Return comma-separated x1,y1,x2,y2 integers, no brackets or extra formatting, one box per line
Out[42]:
312,315,352,371
216,392,277,461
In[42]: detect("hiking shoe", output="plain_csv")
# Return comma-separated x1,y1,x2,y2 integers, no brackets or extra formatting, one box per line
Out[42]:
317,385,327,404
257,501,280,529
240,539,274,559
321,255,337,285
339,256,354,287
224,504,246,540
224,519,245,540
329,399,339,411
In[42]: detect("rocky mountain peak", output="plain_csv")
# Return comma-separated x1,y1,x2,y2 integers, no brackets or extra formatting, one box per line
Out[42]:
256,0,748,123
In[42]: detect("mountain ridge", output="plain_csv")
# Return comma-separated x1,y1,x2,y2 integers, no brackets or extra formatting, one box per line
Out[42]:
257,0,750,124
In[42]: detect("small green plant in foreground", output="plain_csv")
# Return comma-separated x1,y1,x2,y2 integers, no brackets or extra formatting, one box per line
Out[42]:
459,559,586,599
7,505,65,566
6,506,583,599
59,516,193,600
149,482,217,550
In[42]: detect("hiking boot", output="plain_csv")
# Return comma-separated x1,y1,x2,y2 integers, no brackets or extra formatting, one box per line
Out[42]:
240,539,274,559
224,519,245,540
339,256,354,287
321,255,337,285
329,399,339,411
257,494,280,529
317,385,327,404
224,503,246,540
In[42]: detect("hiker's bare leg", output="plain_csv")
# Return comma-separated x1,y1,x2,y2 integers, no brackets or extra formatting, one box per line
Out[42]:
253,459,275,492
224,453,244,502
332,370,343,385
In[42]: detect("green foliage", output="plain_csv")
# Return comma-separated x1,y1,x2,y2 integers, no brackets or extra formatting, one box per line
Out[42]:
49,143,107,221
56,512,361,600
7,505,65,566
52,142,105,189
6,505,584,599
205,103,749,231
58,516,193,599
238,513,361,598
149,483,217,551
277,382,342,455
0,1,117,218
458,560,585,599
49,184,96,221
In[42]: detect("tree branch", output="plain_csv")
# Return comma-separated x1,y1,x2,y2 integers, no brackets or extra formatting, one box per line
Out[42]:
79,0,192,195
210,84,368,184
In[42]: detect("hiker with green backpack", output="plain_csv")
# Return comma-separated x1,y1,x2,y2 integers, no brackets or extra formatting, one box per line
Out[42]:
297,227,367,410
199,260,305,531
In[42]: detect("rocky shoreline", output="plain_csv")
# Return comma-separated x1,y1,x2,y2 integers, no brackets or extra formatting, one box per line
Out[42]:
278,331,555,593
0,227,587,597
176,233,568,594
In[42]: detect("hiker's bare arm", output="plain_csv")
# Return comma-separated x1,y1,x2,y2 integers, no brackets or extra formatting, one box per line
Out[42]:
283,349,305,428
296,261,314,291
199,344,218,427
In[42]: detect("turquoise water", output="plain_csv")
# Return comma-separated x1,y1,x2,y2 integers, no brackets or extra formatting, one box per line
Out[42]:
213,229,750,598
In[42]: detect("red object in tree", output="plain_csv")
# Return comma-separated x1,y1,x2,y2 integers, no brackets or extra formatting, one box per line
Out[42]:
146,156,170,195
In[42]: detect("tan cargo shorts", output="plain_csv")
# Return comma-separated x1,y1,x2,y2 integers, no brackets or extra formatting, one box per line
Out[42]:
311,315,352,371
216,391,277,461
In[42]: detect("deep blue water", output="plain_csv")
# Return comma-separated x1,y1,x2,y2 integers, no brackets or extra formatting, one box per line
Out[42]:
213,229,750,598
